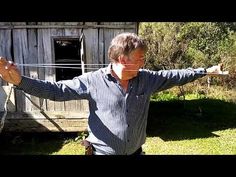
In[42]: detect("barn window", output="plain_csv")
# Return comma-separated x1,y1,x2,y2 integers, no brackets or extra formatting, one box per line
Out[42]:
53,37,84,81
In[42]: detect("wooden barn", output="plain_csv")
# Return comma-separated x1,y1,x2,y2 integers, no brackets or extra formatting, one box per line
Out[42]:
0,22,138,132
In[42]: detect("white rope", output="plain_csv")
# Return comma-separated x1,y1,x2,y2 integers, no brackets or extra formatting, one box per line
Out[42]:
17,65,105,70
9,62,228,74
0,86,14,133
15,63,226,74
16,63,110,66
15,63,144,72
15,63,136,66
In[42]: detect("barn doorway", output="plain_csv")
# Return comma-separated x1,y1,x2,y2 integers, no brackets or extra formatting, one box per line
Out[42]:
53,37,83,81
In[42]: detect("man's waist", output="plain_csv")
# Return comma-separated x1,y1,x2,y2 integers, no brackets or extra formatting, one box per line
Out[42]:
93,145,143,155
82,140,143,155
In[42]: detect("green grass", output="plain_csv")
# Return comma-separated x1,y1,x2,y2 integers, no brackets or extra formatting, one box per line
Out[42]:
51,140,84,155
144,129,236,155
145,97,236,155
0,91,236,155
0,132,85,155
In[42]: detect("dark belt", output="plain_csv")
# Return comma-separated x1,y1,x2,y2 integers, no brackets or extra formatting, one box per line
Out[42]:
89,146,142,155
92,146,143,155
82,139,143,155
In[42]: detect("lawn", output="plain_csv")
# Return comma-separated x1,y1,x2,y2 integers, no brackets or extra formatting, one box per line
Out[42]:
0,96,236,155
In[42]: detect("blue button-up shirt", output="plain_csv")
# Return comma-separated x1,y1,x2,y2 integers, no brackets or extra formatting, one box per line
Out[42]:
18,64,205,154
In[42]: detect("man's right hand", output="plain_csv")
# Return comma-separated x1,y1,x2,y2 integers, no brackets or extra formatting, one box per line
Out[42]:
206,63,229,75
0,57,22,86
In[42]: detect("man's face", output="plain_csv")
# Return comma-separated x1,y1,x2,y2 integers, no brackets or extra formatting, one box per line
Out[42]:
122,48,145,79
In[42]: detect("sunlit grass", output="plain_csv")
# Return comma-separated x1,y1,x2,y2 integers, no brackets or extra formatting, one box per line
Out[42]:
0,87,236,155
51,139,84,155
143,128,236,155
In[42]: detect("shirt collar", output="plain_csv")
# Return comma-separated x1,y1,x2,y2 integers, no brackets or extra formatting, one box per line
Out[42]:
106,63,112,74
105,63,113,77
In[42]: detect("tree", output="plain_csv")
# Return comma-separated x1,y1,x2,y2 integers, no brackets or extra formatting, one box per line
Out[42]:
179,22,234,68
139,22,236,89
139,22,188,70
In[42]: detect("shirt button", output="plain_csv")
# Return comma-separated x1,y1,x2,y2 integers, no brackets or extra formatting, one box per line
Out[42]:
127,140,130,142
127,124,130,127
126,110,128,113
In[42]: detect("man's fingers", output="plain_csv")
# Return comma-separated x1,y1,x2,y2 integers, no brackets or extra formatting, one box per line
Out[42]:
0,56,7,65
0,57,14,67
4,61,16,70
0,69,8,79
0,57,8,72
0,58,17,79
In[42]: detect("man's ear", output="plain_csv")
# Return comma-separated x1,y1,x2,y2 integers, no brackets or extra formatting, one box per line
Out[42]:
118,55,127,64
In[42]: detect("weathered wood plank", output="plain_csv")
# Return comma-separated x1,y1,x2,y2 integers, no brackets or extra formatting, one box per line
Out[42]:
0,22,138,132
4,110,88,132
41,22,54,111
25,26,41,111
64,25,82,111
98,27,105,65
6,111,89,119
3,118,88,132
0,24,12,86
0,29,12,60
101,22,121,63
50,23,65,112
0,24,136,29
37,28,47,111
12,23,28,112
101,22,137,63
77,100,89,113
0,86,15,111
64,22,83,36
83,22,99,72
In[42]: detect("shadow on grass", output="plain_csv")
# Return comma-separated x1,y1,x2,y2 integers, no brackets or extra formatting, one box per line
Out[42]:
1,98,236,154
0,132,79,155
0,110,86,155
147,98,236,141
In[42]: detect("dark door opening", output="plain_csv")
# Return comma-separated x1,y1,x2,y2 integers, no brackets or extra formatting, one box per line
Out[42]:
53,37,82,81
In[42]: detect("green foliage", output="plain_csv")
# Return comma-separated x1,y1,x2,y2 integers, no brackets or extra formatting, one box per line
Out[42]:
74,131,88,142
139,22,188,70
139,22,236,88
151,91,178,101
151,84,236,104
179,22,234,67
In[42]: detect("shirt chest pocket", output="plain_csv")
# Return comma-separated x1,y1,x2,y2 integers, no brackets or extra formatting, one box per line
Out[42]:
133,93,148,110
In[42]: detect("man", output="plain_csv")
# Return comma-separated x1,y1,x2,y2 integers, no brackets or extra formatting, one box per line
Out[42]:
0,32,222,155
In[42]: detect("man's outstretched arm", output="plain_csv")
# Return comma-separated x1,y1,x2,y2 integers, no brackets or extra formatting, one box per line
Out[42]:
0,57,22,86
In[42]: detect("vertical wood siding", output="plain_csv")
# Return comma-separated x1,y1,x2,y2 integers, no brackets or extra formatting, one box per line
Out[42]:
0,22,137,130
